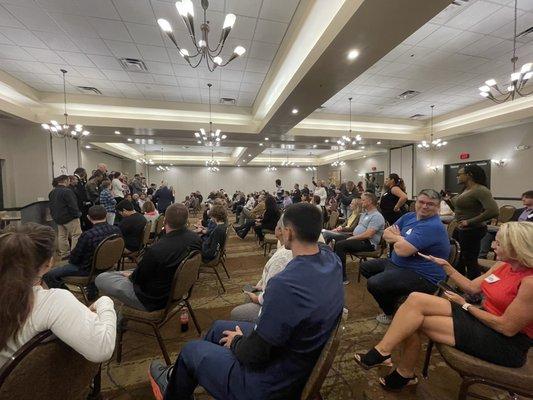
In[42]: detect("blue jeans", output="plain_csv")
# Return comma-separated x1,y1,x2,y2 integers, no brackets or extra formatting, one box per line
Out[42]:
360,258,436,315
165,320,256,400
43,263,94,296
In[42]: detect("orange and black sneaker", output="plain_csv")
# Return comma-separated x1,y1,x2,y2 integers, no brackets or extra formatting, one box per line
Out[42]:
148,360,172,400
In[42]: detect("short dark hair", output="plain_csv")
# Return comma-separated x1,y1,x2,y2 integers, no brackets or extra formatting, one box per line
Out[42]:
522,190,533,199
313,195,321,204
165,203,188,230
116,199,134,212
101,179,111,189
282,202,322,243
88,205,107,220
362,192,378,205
210,204,227,222
275,179,281,186
74,167,86,178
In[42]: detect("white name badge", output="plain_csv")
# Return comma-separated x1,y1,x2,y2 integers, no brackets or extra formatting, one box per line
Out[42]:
484,274,500,284
406,228,412,235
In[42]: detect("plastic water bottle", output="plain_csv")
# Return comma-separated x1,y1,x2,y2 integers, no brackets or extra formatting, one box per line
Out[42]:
180,310,189,332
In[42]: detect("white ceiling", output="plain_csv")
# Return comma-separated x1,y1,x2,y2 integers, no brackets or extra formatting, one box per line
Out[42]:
129,143,235,154
0,0,300,106
321,0,533,118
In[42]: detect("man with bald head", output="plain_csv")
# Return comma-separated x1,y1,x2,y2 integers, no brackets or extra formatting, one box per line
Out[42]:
97,163,108,175
96,203,201,311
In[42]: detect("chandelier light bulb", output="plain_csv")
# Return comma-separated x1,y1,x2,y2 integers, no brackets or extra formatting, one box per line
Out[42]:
194,132,200,137
291,108,298,114
213,56,222,65
511,72,521,81
485,79,497,87
223,13,236,29
198,40,206,48
480,91,490,97
182,0,194,17
479,85,490,92
221,134,227,139
175,1,187,16
507,85,515,92
71,131,77,136
233,46,246,56
180,48,189,57
82,130,90,136
157,18,172,32
41,123,49,129
521,63,532,73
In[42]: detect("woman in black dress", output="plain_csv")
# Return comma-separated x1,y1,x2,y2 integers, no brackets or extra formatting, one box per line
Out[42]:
379,173,408,226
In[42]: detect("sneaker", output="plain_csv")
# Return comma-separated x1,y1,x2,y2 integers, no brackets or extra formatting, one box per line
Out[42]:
148,360,173,400
376,313,392,325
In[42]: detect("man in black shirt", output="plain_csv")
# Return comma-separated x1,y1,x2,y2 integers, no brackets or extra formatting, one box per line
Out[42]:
117,199,146,252
49,175,82,258
291,183,302,203
96,203,201,311
43,205,121,297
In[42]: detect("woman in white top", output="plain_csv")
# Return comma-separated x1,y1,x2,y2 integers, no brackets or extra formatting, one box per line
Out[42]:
0,223,116,367
111,171,124,200
312,179,328,206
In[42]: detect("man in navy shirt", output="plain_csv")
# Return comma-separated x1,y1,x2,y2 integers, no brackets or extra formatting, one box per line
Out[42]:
149,202,344,400
360,189,450,325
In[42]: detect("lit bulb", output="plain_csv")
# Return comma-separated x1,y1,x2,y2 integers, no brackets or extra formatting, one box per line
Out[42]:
82,130,90,136
221,135,227,139
347,49,359,60
158,18,172,32
524,71,533,80
50,126,57,132
485,79,497,87
215,129,221,136
377,141,382,144
223,13,236,29
198,40,206,48
213,56,222,65
511,72,521,81
291,108,298,114
194,132,200,137
233,46,246,56
182,0,194,17
197,140,201,144
480,92,489,98
114,130,121,135
479,85,490,92
71,131,77,136
50,120,58,126
521,63,532,74
507,85,515,92
180,48,189,57
41,123,50,129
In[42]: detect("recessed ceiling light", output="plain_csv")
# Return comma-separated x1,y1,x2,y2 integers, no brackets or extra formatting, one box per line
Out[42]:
291,108,298,114
360,146,365,149
347,49,359,60
127,138,132,142
259,143,263,146
237,165,240,167
313,144,317,148
376,141,382,144
324,139,329,143
248,154,251,156
85,145,91,149
265,137,269,141
114,130,121,135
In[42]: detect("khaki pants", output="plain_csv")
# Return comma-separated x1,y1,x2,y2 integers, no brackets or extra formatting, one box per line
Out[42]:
57,219,82,258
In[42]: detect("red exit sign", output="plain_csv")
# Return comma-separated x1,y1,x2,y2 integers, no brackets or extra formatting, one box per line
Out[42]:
460,152,470,160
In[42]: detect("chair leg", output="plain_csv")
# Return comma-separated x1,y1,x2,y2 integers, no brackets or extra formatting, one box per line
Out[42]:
88,365,102,400
357,257,366,283
153,325,171,366
116,319,125,363
213,267,226,293
79,284,89,305
422,340,434,378
458,377,473,400
185,300,201,335
220,259,230,279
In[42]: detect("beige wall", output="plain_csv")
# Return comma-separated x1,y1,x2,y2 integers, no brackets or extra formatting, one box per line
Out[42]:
0,118,53,208
317,153,389,187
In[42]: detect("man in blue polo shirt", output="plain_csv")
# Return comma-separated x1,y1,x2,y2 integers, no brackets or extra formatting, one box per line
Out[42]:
360,189,450,325
148,202,344,400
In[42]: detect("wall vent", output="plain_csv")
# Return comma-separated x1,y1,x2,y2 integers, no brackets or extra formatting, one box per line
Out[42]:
517,26,533,38
409,113,425,119
451,0,469,5
77,86,102,95
119,58,148,73
219,97,236,104
397,90,420,100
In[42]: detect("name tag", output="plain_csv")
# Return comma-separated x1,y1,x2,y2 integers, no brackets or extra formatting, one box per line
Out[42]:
406,228,412,235
484,274,500,283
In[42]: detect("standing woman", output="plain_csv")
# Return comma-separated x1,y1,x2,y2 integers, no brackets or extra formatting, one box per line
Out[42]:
448,165,498,279
380,173,408,226
111,171,125,203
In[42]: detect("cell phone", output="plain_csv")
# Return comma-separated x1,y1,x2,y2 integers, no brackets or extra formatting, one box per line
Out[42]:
437,281,456,294
242,284,259,293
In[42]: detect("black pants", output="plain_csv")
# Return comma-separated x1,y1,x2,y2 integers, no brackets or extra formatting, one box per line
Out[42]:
235,220,255,238
253,225,266,241
453,226,487,279
334,238,374,281
360,258,437,315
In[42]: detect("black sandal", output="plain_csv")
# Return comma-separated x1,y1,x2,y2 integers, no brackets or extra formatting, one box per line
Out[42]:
354,347,393,370
379,369,418,391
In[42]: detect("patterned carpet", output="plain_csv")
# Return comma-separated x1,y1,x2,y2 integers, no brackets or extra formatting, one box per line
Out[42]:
99,222,507,400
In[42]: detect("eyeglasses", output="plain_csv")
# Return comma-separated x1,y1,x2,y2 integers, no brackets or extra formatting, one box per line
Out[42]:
416,200,438,208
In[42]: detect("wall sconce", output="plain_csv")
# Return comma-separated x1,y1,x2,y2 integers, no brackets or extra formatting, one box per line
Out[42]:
491,159,507,167
427,164,439,172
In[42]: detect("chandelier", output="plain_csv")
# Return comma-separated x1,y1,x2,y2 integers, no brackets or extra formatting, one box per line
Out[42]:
194,83,227,146
41,69,90,138
157,0,246,72
305,166,317,172
417,105,447,150
156,148,171,171
137,144,154,165
336,97,362,147
206,148,220,172
281,150,295,167
265,151,277,172
331,148,346,167
479,0,532,102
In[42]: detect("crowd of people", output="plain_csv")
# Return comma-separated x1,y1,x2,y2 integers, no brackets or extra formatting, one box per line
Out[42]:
0,162,531,399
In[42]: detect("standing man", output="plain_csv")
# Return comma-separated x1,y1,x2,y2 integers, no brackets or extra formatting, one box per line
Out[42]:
96,163,108,176
131,174,144,196
49,175,82,258
291,183,302,203
73,167,92,231
301,183,310,197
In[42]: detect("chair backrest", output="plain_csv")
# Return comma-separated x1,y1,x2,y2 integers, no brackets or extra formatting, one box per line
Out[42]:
446,219,458,239
141,220,152,247
447,238,461,268
300,308,348,400
154,215,165,237
327,211,339,230
164,251,202,315
0,331,100,400
497,205,516,224
91,234,125,274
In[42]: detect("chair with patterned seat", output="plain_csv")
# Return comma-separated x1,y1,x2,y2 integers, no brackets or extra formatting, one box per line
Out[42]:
63,234,124,305
116,251,202,365
0,330,101,400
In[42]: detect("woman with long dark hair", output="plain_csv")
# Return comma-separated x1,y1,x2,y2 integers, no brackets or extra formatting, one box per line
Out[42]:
379,173,408,225
235,194,280,240
0,223,117,367
448,164,499,279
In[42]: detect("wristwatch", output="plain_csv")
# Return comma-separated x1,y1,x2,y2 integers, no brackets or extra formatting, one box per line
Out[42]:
462,302,472,312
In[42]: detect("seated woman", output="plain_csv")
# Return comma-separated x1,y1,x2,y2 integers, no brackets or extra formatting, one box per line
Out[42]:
354,221,532,391
0,223,116,367
201,205,228,263
322,197,362,244
142,200,159,234
253,195,281,242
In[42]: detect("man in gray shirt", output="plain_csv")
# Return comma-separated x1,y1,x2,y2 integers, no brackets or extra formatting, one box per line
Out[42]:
333,192,385,284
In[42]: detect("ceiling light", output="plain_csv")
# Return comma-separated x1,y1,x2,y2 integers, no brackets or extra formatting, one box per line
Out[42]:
264,137,269,141
159,4,245,72
291,108,298,114
360,146,365,149
313,144,317,148
324,139,329,143
347,49,359,60
114,130,121,135
85,145,91,149
377,141,381,144
194,84,226,147
248,153,251,156
418,105,446,151
127,138,133,142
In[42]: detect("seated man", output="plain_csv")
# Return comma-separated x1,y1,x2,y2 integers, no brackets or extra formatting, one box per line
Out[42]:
230,218,293,323
322,197,362,243
235,194,265,227
117,199,147,252
43,205,121,297
360,189,450,325
201,205,228,263
149,202,344,400
96,204,201,311
333,192,385,284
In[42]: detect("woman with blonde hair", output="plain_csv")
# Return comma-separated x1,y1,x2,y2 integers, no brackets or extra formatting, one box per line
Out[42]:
0,223,116,367
354,221,532,391
142,200,159,233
